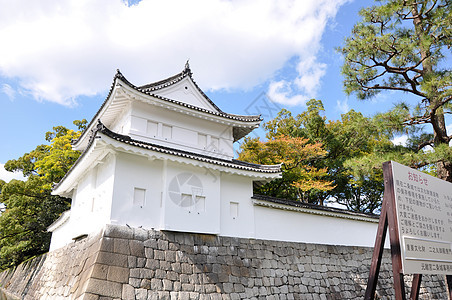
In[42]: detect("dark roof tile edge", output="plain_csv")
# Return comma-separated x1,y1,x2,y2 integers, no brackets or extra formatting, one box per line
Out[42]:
99,124,281,173
138,63,225,115
55,122,281,193
252,194,379,219
74,67,262,146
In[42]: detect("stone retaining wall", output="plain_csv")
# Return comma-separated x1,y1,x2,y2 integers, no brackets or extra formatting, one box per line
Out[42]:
0,225,448,299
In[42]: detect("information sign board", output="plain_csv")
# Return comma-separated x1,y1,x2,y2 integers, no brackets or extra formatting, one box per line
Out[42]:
391,161,452,274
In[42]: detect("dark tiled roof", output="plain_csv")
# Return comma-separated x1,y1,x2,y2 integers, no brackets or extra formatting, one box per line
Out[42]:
252,194,379,219
55,121,281,193
96,122,281,174
118,68,262,123
74,66,261,146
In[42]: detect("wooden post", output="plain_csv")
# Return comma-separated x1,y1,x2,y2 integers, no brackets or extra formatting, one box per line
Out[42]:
383,161,406,300
410,274,422,300
364,200,388,300
365,161,424,300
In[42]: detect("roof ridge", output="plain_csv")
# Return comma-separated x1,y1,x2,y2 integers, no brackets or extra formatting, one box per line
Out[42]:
73,66,263,147
137,63,226,114
252,194,379,218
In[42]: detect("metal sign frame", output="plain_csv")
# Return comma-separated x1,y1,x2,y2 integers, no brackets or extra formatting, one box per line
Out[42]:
365,161,452,300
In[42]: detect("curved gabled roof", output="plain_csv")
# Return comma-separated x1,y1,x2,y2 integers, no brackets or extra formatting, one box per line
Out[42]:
74,64,262,149
139,61,224,114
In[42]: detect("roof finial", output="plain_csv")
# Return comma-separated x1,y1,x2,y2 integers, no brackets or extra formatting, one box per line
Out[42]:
115,68,123,79
184,59,190,71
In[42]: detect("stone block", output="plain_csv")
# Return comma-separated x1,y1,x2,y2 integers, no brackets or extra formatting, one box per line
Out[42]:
167,271,179,281
96,251,128,268
144,238,158,248
104,224,134,239
154,250,165,260
81,293,100,300
158,240,169,250
165,251,176,262
99,237,114,253
148,292,159,300
151,278,163,290
114,238,130,255
173,281,182,292
134,227,149,241
181,283,194,292
129,240,145,257
145,259,160,270
160,261,172,271
91,264,109,280
137,257,146,268
130,268,142,278
168,242,179,251
155,269,166,279
128,256,137,268
122,284,135,300
158,291,170,299
181,263,192,274
129,277,142,288
145,248,154,259
107,265,129,283
85,278,122,298
223,282,234,293
163,279,173,291
141,268,154,279
179,291,190,300
136,288,148,299
234,283,245,293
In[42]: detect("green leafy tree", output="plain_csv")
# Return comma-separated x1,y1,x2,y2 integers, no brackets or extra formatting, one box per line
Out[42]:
260,99,394,212
0,120,86,270
339,0,452,181
238,134,334,203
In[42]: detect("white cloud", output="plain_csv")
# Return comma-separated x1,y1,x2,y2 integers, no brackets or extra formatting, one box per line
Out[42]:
0,163,26,183
267,80,306,106
448,124,452,146
1,83,15,101
392,135,408,146
0,0,349,106
336,98,350,114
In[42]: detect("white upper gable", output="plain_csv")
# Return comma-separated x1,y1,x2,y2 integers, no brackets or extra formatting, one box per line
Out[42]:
152,76,219,113
73,64,262,157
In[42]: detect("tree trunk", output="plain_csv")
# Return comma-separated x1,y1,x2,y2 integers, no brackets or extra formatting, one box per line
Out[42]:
411,2,451,182
437,161,452,182
433,112,452,182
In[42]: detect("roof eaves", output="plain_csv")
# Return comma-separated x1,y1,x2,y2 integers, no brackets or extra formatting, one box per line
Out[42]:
98,123,281,174
252,194,379,220
72,69,126,147
73,67,262,147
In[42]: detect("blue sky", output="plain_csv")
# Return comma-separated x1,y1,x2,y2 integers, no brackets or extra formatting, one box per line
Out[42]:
0,0,417,181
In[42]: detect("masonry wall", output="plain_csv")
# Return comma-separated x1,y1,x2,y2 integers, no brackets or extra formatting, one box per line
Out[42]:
0,225,448,299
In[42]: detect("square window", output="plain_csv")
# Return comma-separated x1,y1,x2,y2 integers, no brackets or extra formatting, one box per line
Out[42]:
230,202,239,219
134,188,146,207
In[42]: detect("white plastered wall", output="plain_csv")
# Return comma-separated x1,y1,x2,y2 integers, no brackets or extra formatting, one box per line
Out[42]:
49,154,116,250
110,152,163,229
219,173,256,238
161,161,221,234
127,101,234,159
253,204,386,248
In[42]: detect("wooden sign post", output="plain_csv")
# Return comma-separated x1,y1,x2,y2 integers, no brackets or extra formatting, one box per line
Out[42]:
365,161,452,300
